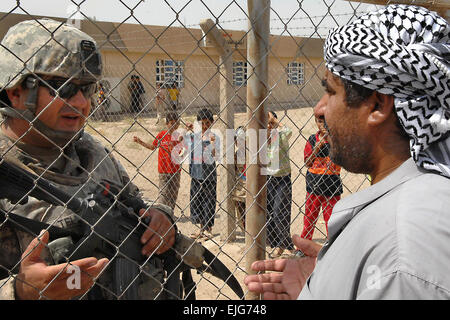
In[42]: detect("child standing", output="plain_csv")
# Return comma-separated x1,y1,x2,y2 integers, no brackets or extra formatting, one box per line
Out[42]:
301,114,343,240
133,112,182,210
185,108,218,239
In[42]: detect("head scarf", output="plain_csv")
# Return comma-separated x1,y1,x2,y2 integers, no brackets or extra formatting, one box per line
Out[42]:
324,4,450,178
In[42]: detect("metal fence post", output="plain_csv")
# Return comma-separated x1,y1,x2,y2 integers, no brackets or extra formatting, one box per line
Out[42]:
245,0,270,300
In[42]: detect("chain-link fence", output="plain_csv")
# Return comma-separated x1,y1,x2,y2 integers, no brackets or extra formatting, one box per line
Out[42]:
0,0,442,300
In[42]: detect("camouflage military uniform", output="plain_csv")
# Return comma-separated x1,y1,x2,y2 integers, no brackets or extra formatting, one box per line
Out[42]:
0,132,174,299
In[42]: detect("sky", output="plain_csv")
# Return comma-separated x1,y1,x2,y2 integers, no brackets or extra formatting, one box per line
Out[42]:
0,0,381,38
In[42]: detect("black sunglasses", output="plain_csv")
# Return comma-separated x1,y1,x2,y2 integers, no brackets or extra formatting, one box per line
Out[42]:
40,79,97,100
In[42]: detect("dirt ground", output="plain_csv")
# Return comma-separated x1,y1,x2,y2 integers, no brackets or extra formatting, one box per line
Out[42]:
86,107,370,300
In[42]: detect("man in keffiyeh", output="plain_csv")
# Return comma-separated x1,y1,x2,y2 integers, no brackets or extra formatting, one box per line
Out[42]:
245,4,450,299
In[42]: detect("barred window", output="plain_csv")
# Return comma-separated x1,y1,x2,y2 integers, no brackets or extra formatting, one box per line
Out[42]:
156,59,184,88
233,61,247,87
287,62,304,85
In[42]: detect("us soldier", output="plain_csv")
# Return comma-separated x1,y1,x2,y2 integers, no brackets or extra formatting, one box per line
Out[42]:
0,19,177,300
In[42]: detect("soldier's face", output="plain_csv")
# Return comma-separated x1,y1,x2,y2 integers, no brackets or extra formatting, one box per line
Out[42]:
5,77,92,146
34,78,91,134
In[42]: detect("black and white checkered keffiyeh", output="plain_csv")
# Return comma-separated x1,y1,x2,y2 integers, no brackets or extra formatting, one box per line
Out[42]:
324,4,450,178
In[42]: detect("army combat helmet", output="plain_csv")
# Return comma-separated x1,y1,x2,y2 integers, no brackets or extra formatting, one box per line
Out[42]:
0,18,102,145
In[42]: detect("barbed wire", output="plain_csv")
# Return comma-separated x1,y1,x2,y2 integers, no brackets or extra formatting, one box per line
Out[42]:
84,11,368,39
93,26,335,49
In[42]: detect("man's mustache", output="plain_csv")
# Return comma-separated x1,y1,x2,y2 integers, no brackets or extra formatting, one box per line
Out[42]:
59,103,83,115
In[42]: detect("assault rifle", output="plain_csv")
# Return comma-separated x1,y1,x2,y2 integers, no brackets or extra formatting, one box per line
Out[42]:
0,158,244,300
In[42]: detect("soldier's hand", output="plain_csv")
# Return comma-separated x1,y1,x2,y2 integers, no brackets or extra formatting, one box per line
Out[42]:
15,230,109,300
244,235,321,300
139,208,176,255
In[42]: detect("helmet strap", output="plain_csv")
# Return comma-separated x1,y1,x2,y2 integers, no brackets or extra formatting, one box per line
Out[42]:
23,77,40,112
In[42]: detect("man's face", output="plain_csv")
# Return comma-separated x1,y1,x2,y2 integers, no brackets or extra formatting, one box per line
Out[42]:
6,77,92,146
35,78,92,134
314,70,372,174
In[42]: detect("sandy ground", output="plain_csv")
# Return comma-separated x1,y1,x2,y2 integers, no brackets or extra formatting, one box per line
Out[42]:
86,107,370,300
